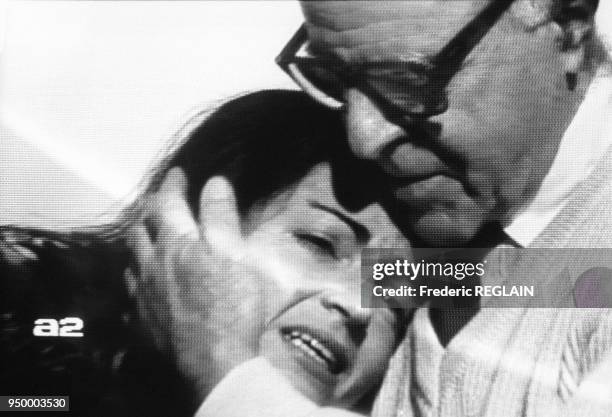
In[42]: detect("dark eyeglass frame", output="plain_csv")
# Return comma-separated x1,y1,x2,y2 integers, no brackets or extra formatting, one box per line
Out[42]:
276,0,516,124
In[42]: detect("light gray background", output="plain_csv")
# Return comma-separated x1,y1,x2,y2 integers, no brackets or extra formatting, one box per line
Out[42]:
0,1,301,227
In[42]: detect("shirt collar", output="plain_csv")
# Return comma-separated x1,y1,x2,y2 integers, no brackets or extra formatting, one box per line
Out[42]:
504,67,612,247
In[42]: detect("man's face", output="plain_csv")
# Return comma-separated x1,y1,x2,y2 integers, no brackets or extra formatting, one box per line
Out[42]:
300,1,588,245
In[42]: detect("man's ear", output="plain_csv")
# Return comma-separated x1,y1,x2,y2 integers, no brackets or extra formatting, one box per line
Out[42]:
550,0,599,90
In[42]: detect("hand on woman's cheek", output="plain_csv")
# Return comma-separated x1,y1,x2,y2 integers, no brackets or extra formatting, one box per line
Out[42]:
126,165,407,408
126,169,287,401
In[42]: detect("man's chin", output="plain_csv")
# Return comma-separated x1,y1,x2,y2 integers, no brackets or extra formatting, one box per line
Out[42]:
412,210,484,247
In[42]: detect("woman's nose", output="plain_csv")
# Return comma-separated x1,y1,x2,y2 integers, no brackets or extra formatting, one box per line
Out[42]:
344,88,406,161
320,291,371,343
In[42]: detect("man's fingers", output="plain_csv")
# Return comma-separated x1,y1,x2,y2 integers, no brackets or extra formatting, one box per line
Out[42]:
147,167,199,244
127,222,155,270
199,176,242,251
159,166,189,197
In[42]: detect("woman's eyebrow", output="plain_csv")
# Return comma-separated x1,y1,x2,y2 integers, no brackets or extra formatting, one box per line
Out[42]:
307,201,370,244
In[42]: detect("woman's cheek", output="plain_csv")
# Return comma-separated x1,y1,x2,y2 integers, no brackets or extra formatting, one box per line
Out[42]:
246,230,324,288
242,236,308,323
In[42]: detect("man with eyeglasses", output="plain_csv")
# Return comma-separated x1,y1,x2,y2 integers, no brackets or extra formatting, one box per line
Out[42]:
278,0,601,250
132,1,612,416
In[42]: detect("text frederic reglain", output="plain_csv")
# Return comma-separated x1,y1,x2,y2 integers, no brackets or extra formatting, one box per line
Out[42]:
370,259,534,299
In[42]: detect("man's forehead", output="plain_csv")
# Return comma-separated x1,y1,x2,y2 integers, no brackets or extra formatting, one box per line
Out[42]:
299,1,553,62
300,1,488,62
300,1,484,29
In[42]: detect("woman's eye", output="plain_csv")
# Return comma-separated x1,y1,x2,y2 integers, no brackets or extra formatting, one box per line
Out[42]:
293,232,338,260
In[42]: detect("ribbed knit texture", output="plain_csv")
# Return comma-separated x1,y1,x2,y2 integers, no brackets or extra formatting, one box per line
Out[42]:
373,146,612,417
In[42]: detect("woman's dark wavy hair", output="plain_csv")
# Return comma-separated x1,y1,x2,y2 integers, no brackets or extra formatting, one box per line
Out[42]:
0,89,349,417
111,88,346,241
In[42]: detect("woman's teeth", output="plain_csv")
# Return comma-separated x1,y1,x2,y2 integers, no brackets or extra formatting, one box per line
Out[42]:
283,330,337,370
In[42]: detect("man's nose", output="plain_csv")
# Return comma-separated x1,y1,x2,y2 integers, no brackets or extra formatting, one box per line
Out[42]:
321,290,371,343
344,88,406,161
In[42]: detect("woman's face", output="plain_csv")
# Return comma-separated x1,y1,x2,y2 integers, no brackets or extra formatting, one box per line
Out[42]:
245,162,410,407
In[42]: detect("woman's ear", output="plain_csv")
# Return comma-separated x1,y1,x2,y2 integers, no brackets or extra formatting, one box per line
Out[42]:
551,0,599,90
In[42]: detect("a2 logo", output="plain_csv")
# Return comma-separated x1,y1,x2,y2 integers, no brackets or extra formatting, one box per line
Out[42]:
32,317,84,337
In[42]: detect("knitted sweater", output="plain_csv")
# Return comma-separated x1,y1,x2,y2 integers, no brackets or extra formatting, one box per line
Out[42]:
372,146,612,417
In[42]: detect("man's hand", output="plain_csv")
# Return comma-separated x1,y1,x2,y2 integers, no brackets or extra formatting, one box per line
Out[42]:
125,168,268,400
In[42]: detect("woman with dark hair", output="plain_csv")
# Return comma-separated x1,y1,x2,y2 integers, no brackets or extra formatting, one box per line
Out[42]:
0,90,410,416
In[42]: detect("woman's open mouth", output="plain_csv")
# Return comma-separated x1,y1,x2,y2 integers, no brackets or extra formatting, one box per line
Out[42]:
280,327,345,374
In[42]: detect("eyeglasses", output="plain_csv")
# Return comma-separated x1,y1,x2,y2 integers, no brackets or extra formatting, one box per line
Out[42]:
276,0,516,125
